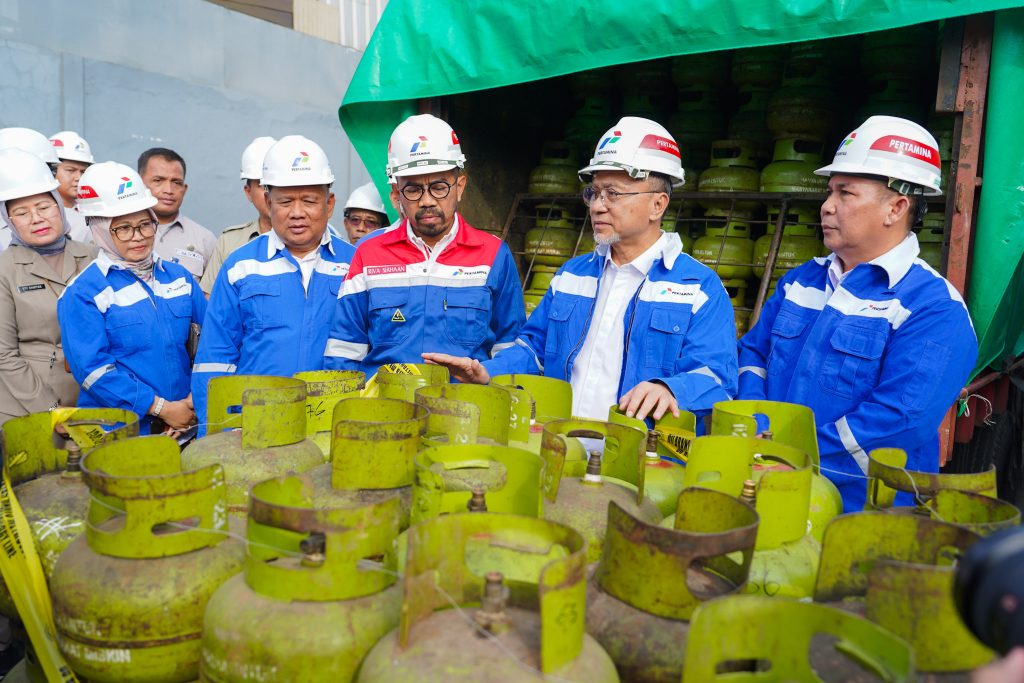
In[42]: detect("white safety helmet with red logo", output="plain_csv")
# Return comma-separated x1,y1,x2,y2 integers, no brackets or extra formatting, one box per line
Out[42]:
815,115,942,196
76,162,158,218
0,148,59,202
386,115,466,182
49,131,95,164
578,116,686,186
240,136,277,180
261,135,334,187
0,127,60,165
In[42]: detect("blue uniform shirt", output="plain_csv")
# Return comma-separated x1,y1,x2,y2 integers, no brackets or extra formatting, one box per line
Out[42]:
57,252,206,431
191,229,354,432
737,233,978,511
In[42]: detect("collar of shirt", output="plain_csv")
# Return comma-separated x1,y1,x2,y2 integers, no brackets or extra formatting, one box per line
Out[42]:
594,230,681,274
265,227,336,260
94,249,166,277
826,232,921,291
406,214,460,258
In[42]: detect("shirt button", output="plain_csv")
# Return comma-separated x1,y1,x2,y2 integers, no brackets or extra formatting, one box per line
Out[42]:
673,326,680,332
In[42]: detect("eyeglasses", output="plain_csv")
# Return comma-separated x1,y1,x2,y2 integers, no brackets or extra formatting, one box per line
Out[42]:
399,180,454,202
345,216,382,229
582,186,662,206
109,219,157,242
8,201,60,222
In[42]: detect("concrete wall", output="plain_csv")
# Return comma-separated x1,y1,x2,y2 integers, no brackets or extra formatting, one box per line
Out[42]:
0,0,370,234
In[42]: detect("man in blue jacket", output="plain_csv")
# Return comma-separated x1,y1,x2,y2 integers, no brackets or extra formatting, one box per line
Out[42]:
323,115,524,375
191,135,355,431
425,117,737,423
737,115,978,511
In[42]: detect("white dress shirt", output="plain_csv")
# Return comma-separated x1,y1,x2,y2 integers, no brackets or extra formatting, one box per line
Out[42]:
267,228,332,292
571,232,673,419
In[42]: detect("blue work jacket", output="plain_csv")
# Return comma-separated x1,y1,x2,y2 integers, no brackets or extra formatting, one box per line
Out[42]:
57,252,206,431
191,231,354,433
737,234,978,511
484,232,737,422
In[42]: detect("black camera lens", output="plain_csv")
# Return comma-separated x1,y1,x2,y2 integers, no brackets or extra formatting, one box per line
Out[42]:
954,526,1024,655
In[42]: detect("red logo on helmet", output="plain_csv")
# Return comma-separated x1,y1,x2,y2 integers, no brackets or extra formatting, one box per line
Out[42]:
638,134,681,159
77,185,99,200
451,131,459,145
869,135,940,169
52,139,64,147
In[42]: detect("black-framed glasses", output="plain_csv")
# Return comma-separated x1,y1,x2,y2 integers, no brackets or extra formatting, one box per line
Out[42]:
582,186,661,206
110,219,157,242
8,201,60,222
399,180,453,202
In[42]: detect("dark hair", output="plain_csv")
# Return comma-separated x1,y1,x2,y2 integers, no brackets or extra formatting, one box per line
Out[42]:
138,148,186,177
649,172,673,198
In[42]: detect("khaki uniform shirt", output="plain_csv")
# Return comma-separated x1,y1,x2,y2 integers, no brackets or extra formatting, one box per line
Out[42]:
153,214,217,280
0,240,98,423
198,218,262,294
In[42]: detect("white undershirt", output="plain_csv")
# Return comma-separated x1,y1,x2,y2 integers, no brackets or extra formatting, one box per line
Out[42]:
570,233,668,420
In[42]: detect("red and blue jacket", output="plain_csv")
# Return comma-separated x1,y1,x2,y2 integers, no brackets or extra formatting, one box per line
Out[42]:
324,215,525,374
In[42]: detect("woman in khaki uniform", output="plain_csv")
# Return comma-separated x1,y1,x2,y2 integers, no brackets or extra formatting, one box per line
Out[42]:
0,147,97,423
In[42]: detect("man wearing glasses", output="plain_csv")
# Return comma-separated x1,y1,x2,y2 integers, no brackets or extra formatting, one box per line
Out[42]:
340,182,388,244
425,117,737,424
324,115,524,374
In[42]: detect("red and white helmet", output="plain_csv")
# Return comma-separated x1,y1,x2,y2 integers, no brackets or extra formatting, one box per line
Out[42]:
815,115,942,196
49,131,95,164
578,117,686,186
386,115,466,182
76,162,157,218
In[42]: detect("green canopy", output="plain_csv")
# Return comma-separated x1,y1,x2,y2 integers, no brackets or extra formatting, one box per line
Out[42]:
339,1,1024,377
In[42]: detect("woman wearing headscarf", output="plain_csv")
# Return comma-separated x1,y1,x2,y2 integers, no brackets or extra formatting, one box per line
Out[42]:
0,148,98,423
58,161,206,433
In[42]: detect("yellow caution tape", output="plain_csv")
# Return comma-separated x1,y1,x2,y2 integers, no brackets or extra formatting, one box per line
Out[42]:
0,465,78,681
657,425,696,462
50,408,116,450
360,363,422,398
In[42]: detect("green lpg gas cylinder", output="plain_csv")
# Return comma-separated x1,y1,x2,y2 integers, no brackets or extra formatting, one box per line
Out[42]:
918,212,945,270
698,140,760,213
670,51,731,89
861,24,936,77
200,480,403,682
711,399,843,541
540,419,662,563
0,409,139,618
668,88,726,168
528,142,579,194
605,408,696,517
357,513,620,683
293,370,365,460
691,212,755,280
723,278,747,309
587,491,758,683
758,138,827,193
734,308,752,339
492,374,574,453
525,204,578,267
928,488,1020,536
376,363,449,402
182,376,323,514
576,230,597,255
414,382,513,446
727,87,774,164
752,208,823,281
857,75,927,124
527,265,558,291
766,82,838,140
815,512,992,673
683,595,916,681
683,435,822,599
306,397,428,530
523,289,546,318
565,97,612,163
51,436,244,682
731,45,787,89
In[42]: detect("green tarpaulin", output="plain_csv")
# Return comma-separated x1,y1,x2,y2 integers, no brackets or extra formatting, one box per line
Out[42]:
339,0,1024,377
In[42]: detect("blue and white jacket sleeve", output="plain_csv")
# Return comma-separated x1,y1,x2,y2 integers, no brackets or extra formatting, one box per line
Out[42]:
817,298,977,479
58,284,157,418
737,278,788,400
191,269,242,430
323,251,370,372
488,244,526,357
482,287,554,378
652,276,737,414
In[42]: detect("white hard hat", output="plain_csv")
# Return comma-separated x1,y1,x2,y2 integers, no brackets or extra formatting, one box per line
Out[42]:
344,182,386,214
386,114,466,181
815,115,942,196
0,127,60,164
579,117,686,187
0,148,59,202
76,161,158,218
239,136,277,180
261,135,334,187
49,131,95,164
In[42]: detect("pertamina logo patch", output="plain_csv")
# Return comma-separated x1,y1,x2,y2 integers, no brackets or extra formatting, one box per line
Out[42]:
77,185,99,200
292,152,311,169
598,131,622,150
869,135,940,169
410,136,428,154
116,177,133,195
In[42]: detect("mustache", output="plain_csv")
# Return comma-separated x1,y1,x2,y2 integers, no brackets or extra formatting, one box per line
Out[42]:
415,209,444,220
